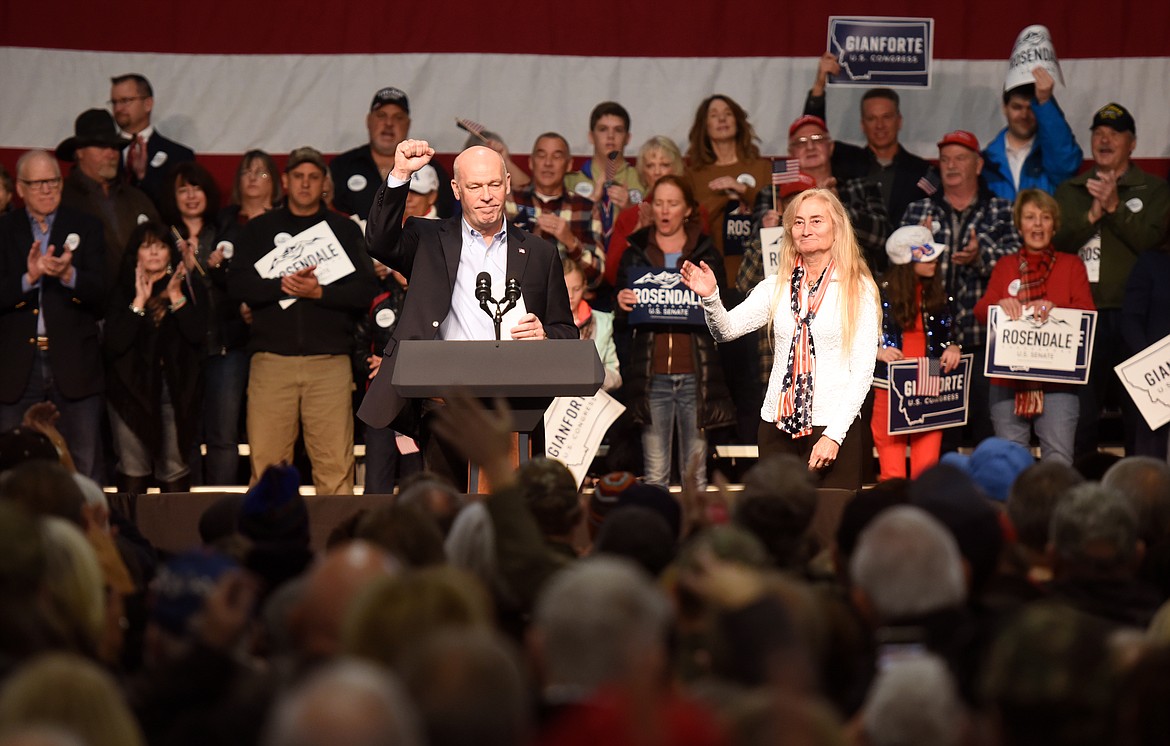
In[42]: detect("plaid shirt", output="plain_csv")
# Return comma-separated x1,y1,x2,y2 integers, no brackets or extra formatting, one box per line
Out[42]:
900,193,1020,348
506,185,604,282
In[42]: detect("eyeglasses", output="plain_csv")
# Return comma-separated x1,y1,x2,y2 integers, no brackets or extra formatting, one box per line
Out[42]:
243,169,271,180
108,96,149,107
790,134,831,149
18,178,63,192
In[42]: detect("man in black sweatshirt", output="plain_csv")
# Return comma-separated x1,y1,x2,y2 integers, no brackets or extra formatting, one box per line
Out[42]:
229,147,378,495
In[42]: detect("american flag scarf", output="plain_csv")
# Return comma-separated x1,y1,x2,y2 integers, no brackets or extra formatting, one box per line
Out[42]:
776,258,834,437
1014,247,1056,418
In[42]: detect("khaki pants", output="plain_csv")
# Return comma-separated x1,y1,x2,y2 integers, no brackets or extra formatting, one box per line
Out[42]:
247,352,355,495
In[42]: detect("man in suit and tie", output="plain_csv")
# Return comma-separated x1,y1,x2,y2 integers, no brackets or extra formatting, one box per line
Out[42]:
110,73,196,207
359,140,576,483
0,150,107,481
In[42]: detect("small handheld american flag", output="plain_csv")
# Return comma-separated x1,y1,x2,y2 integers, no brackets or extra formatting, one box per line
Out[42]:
455,117,489,143
916,169,940,196
772,158,802,185
916,356,942,397
604,150,620,184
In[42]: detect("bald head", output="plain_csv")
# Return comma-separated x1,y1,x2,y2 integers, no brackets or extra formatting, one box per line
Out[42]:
290,541,399,659
451,146,510,236
452,145,506,182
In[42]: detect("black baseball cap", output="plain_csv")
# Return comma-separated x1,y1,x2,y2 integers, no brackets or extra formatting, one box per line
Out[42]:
370,87,409,114
1090,103,1135,135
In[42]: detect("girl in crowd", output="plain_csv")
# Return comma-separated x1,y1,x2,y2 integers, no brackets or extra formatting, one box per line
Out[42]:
976,189,1094,463
104,222,208,493
683,188,880,489
618,175,734,488
565,257,621,392
872,225,961,480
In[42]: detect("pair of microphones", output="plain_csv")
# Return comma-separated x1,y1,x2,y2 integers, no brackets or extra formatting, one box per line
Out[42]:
475,272,521,341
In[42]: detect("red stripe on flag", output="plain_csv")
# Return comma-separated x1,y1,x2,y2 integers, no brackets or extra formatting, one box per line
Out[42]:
916,357,941,397
772,159,802,185
3,2,1168,58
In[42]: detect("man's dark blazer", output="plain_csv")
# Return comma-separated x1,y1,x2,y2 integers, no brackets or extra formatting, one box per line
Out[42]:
123,129,196,207
0,206,106,402
357,181,577,431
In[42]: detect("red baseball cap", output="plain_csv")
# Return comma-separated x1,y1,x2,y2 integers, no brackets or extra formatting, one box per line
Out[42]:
936,130,980,152
779,172,818,199
788,115,829,138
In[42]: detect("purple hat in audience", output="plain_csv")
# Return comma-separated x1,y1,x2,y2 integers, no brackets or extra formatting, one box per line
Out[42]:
239,463,308,546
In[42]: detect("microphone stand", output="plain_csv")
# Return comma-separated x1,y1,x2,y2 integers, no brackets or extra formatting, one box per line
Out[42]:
480,282,522,342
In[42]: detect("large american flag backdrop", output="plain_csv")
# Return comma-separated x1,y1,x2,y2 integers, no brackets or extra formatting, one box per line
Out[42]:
2,0,1168,191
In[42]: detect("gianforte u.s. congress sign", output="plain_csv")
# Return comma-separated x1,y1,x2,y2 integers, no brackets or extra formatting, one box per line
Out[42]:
826,16,934,88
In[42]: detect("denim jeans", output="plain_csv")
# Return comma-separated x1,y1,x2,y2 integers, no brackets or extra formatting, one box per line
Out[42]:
201,349,250,485
642,373,706,488
0,349,104,483
989,384,1078,464
108,381,189,481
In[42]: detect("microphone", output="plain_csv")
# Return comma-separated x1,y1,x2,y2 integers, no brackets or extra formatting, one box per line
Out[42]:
475,272,493,317
475,272,492,302
504,278,521,303
500,277,521,316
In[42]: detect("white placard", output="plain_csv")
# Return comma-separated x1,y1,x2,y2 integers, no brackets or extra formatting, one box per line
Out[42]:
1078,233,1101,284
543,390,625,489
1004,24,1065,91
990,306,1082,371
759,226,784,280
253,221,356,308
1116,334,1170,431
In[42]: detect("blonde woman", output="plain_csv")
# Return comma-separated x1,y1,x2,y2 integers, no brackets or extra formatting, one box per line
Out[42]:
682,188,880,488
605,136,687,287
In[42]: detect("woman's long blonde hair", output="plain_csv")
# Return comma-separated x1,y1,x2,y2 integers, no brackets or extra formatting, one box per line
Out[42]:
768,188,880,349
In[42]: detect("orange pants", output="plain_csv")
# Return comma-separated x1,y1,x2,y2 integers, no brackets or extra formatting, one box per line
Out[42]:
870,387,943,481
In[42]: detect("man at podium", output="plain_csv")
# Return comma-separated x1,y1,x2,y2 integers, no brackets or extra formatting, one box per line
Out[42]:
359,138,576,484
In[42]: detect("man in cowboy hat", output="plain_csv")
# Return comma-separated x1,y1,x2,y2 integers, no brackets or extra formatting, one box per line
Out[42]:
57,108,159,283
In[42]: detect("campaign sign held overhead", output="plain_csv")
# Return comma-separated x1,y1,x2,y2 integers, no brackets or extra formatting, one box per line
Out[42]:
626,266,705,326
826,17,934,88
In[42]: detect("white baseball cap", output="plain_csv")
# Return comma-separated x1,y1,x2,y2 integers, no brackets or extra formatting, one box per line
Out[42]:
408,165,439,195
886,225,944,266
